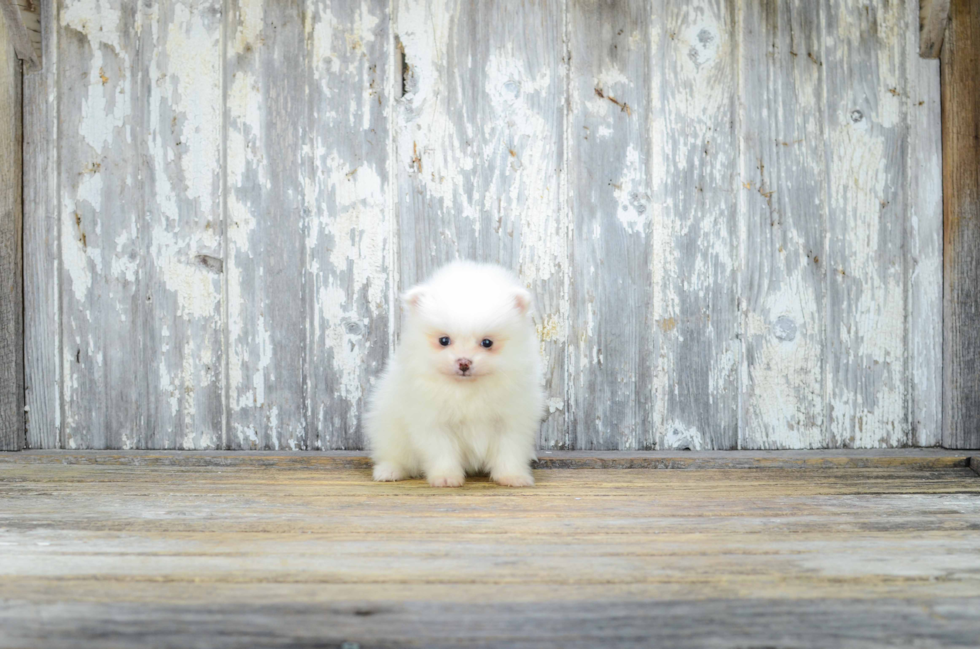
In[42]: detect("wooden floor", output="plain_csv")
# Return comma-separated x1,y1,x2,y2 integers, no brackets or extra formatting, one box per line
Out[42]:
2,451,979,648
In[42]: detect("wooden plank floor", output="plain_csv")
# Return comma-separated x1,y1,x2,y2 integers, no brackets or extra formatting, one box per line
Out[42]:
1,452,979,648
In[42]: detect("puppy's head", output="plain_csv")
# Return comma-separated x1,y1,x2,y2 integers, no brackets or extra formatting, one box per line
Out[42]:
401,262,533,381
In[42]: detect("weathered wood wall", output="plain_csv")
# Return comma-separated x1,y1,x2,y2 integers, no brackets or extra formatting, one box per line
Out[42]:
23,0,945,450
1,3,25,451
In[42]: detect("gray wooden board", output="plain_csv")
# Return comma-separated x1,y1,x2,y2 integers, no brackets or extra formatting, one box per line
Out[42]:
824,0,910,447
225,0,308,450
738,0,827,449
141,0,224,449
59,0,145,449
306,0,391,451
2,598,980,649
0,5,24,451
906,0,944,447
567,0,655,450
22,0,59,449
942,0,980,450
20,0,946,450
654,0,740,451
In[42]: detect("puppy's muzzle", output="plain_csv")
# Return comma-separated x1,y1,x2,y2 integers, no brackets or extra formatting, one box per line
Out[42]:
455,358,472,375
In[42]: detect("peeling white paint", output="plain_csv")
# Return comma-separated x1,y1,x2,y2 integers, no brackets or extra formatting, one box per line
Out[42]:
612,144,648,234
234,0,264,55
44,0,941,452
164,3,221,207
662,423,704,451
827,78,907,447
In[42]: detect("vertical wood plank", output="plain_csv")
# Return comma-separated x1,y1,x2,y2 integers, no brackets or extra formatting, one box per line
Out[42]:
394,0,567,448
566,0,653,450
141,0,224,449
907,0,943,447
824,0,909,447
0,6,24,451
942,0,980,450
738,0,827,449
225,0,308,449
59,0,144,449
653,0,739,450
305,0,391,450
23,0,60,448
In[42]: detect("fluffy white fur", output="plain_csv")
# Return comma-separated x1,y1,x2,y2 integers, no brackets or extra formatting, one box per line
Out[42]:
364,261,544,487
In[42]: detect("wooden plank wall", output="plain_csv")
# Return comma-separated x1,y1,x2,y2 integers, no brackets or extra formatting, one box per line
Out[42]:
0,2,25,451
22,0,945,450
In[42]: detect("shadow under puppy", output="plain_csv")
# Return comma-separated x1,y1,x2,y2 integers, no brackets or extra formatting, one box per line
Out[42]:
365,261,544,487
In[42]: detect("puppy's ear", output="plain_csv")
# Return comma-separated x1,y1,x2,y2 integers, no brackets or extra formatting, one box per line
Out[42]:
512,287,532,316
401,286,429,314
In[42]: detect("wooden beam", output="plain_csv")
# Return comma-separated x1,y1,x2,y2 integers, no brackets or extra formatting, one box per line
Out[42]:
942,0,980,450
0,0,38,69
0,6,24,451
920,0,951,58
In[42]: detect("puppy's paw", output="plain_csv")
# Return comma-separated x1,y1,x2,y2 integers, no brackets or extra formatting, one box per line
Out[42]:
493,473,535,488
427,473,465,488
373,462,408,482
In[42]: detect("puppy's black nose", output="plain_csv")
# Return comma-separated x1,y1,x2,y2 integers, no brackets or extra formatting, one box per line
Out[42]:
457,359,471,372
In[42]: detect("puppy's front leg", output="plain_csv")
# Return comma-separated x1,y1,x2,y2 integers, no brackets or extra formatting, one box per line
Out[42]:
416,427,465,488
489,433,535,487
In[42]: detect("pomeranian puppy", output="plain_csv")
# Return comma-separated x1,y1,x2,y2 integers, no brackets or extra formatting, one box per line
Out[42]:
364,261,543,487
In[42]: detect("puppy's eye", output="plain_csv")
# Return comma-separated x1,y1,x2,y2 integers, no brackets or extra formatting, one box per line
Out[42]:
438,336,451,347
481,338,493,349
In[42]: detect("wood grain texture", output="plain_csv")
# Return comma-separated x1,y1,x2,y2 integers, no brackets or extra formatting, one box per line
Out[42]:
225,0,308,450
393,0,567,448
58,0,145,449
654,0,740,450
1,459,979,647
0,7,24,451
11,0,40,65
907,0,944,447
2,598,980,649
919,0,950,58
824,0,910,447
942,0,980,450
142,0,223,449
305,0,390,451
22,0,59,449
738,0,827,449
0,0,37,67
566,0,653,450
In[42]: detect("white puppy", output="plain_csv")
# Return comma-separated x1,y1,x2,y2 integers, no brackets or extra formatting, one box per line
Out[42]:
365,261,543,487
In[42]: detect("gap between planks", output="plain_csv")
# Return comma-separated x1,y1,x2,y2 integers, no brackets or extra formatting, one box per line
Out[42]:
2,449,975,472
